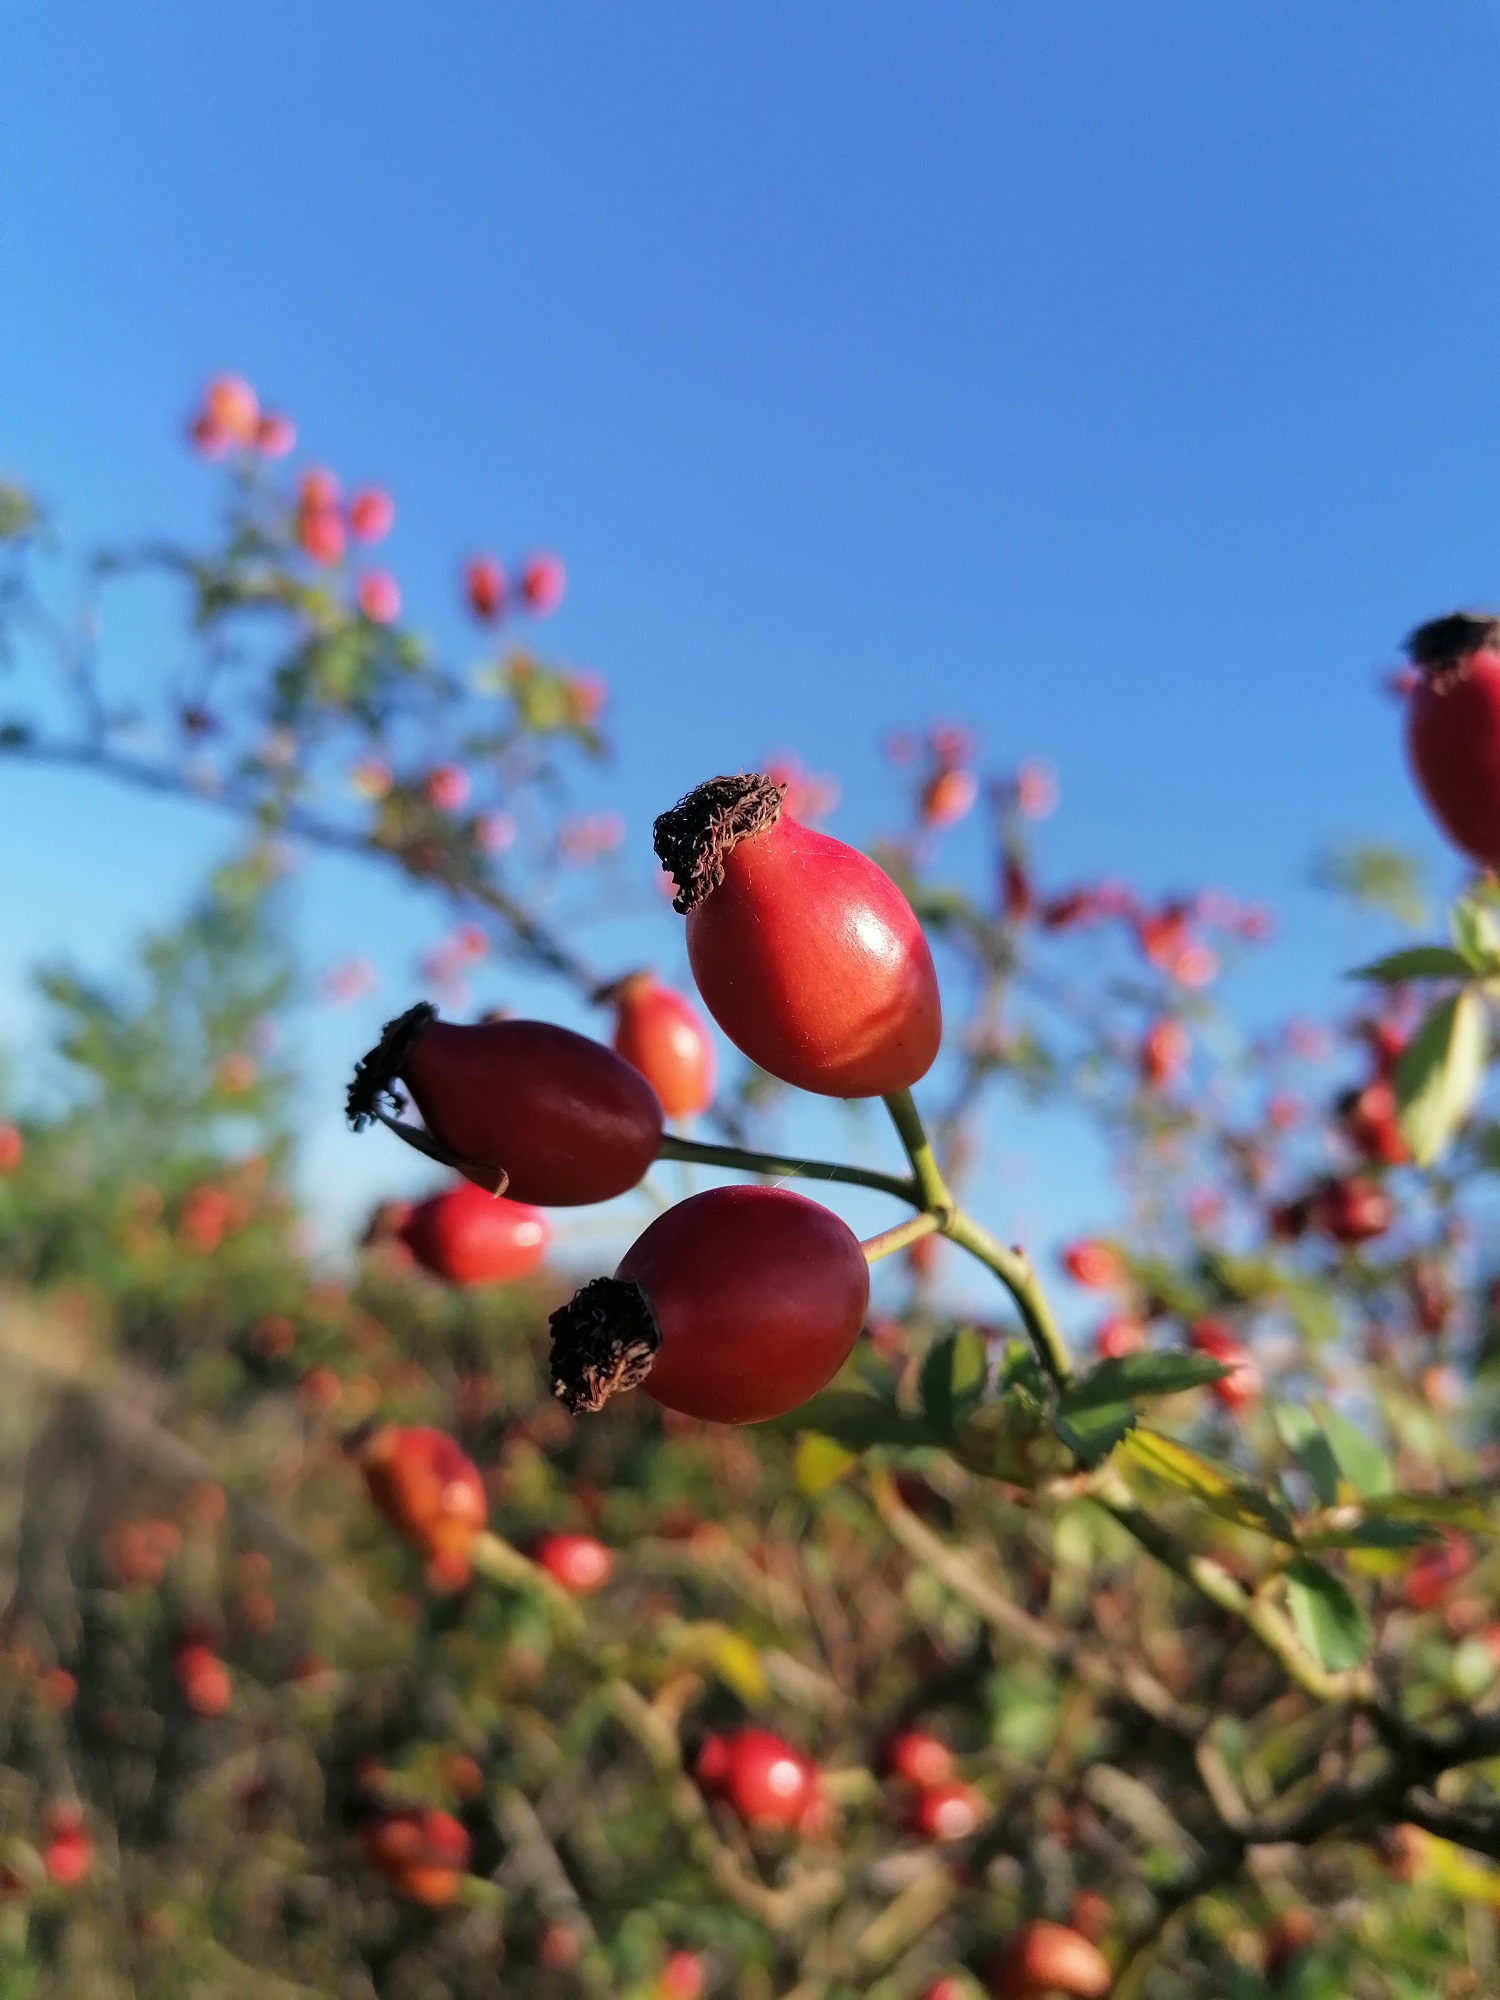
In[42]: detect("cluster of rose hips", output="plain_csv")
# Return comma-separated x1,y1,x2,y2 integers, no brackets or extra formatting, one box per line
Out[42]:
350,768,943,1427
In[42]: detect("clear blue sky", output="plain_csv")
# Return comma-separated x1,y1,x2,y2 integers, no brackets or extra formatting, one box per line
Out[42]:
1,4,1496,1296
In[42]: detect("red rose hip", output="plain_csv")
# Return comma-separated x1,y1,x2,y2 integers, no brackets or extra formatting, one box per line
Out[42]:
1404,614,1500,867
988,1919,1111,1998
348,1004,664,1204
653,774,941,1098
398,1181,550,1286
609,972,716,1119
549,1184,869,1423
533,1532,612,1594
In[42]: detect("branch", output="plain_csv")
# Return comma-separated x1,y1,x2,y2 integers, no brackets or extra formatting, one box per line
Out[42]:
655,1132,918,1206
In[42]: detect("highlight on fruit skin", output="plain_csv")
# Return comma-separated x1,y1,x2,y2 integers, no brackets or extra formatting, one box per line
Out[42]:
652,772,941,1098
347,1003,663,1204
548,1184,870,1424
694,1728,819,1829
1403,612,1500,868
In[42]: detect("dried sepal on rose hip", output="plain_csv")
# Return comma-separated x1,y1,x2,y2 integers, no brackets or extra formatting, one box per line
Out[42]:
653,772,942,1098
549,1184,870,1424
347,1002,663,1204
1403,612,1500,867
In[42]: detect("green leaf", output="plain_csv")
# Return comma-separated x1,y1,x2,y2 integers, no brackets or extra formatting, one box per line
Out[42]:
1315,841,1429,928
1316,1405,1392,1498
1121,1430,1298,1542
1301,1517,1440,1550
919,1329,988,1435
765,1393,941,1451
793,1434,856,1497
1285,1556,1371,1670
1061,1351,1231,1413
1053,1402,1136,1467
1272,1404,1339,1507
1350,946,1473,984
1454,893,1500,972
1393,988,1487,1166
1363,1492,1496,1535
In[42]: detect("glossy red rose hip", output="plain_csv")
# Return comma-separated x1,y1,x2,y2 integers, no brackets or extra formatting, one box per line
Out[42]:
348,1004,663,1204
398,1180,549,1286
653,774,941,1098
549,1184,869,1423
697,1729,818,1829
1404,614,1500,867
610,972,716,1120
988,1919,1111,1999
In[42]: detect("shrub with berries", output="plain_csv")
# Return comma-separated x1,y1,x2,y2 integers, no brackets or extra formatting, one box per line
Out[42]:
0,378,1497,1997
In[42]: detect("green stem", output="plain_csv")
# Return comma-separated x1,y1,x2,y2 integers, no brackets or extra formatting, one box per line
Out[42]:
881,1088,954,1219
861,1212,941,1264
655,1132,918,1206
943,1209,1075,1389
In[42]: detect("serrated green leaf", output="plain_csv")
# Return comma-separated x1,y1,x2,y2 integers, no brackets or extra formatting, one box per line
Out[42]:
1121,1429,1298,1542
763,1393,941,1450
1061,1350,1231,1413
1272,1404,1339,1507
1394,988,1487,1166
1285,1556,1371,1670
1315,1405,1392,1498
919,1328,988,1435
1350,945,1473,983
950,1392,1066,1485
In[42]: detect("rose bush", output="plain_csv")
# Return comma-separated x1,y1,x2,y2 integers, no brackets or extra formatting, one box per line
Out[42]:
0,379,1494,1994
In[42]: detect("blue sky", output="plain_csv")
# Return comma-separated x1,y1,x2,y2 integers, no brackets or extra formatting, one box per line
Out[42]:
1,4,1496,1305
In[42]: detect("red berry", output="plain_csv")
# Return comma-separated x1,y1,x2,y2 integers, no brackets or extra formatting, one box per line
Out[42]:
0,1124,21,1172
519,552,566,615
919,1982,971,2000
911,1780,984,1842
465,555,507,620
550,1185,869,1424
398,1182,550,1286
348,486,395,543
883,1730,954,1788
1263,1907,1316,1978
362,1425,487,1567
1069,1889,1112,1944
987,1920,1111,1998
1002,858,1033,923
1404,615,1500,865
1094,1314,1146,1360
533,1532,612,1594
203,374,259,446
174,1643,231,1717
658,1951,706,2000
38,1668,76,1710
610,972,716,1120
360,1806,470,1905
537,1921,581,1970
1338,1080,1408,1167
1140,1018,1189,1090
694,1734,732,1794
299,1366,342,1411
355,1008,664,1206
1312,1175,1394,1245
255,411,296,457
42,1806,91,1887
299,507,346,565
921,767,979,827
1403,1530,1471,1612
1061,1240,1125,1290
654,774,941,1098
1188,1319,1261,1408
711,1730,817,1828
357,570,401,624
423,763,469,812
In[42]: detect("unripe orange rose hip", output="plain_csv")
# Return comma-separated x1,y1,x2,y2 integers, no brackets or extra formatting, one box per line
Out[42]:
653,774,941,1098
1404,614,1500,867
609,972,716,1119
361,1425,487,1579
398,1181,550,1286
549,1184,869,1423
348,1004,663,1204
